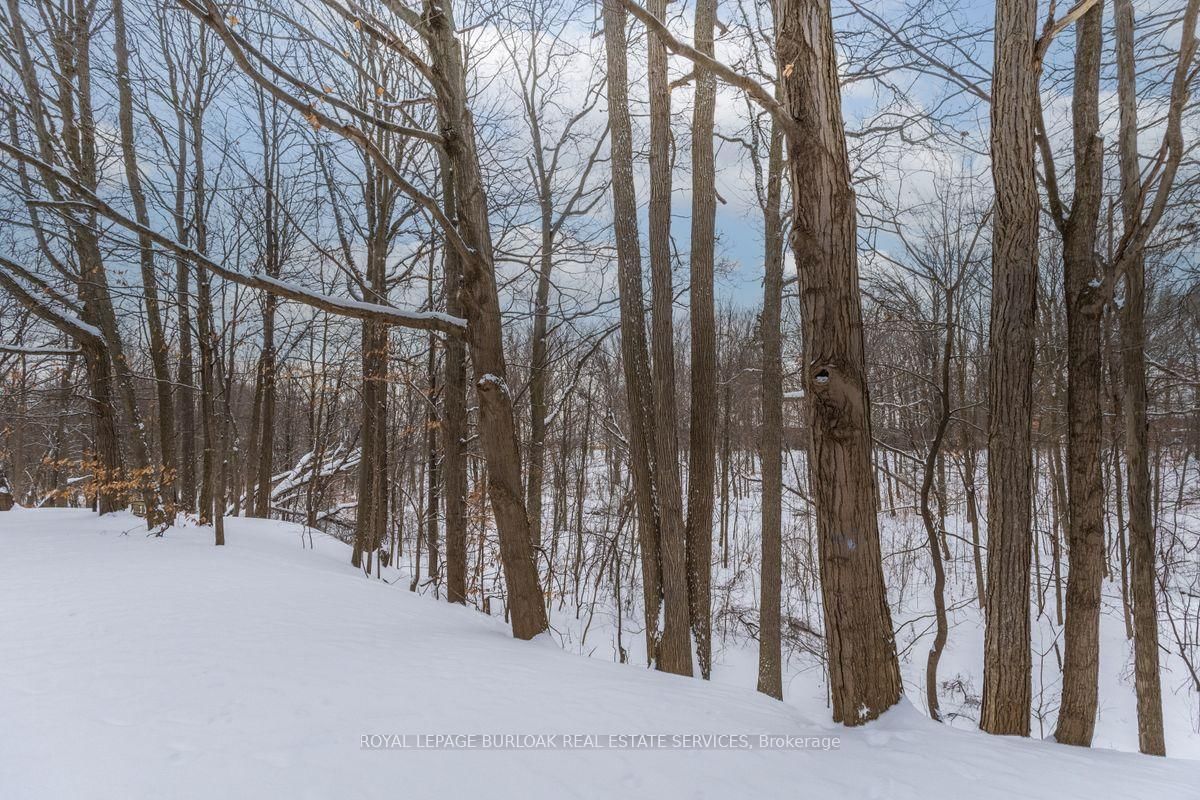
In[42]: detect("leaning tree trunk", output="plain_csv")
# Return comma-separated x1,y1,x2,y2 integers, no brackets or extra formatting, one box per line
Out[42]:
981,0,1040,738
0,263,123,515
424,0,547,639
778,0,901,724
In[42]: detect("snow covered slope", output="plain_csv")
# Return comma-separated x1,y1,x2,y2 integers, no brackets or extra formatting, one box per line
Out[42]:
1,508,1196,799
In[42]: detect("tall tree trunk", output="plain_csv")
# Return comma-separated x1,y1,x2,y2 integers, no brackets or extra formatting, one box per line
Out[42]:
778,0,901,723
957,326,985,609
602,0,663,661
424,0,547,639
981,0,1040,738
353,216,390,570
426,329,441,585
646,0,692,678
441,154,469,605
209,312,229,547
756,117,785,700
1056,0,1106,748
253,93,283,519
69,3,161,527
921,288,955,722
685,0,717,680
1114,0,1167,756
525,116,555,548
191,43,216,527
175,118,197,513
192,161,221,540
254,294,278,517
113,0,177,512
196,265,219,533
244,365,264,512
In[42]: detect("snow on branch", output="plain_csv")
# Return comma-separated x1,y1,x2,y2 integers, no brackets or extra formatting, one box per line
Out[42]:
0,344,80,356
0,256,104,346
0,141,466,337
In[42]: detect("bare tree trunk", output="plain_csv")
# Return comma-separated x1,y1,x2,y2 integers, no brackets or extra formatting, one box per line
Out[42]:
921,288,954,722
191,146,222,541
423,0,547,639
244,363,264,512
778,0,901,723
646,0,692,678
210,316,229,547
254,296,279,519
196,265,219,534
190,41,216,527
441,155,469,605
353,216,390,570
174,117,197,513
6,0,163,524
525,120,554,548
1056,0,1105,747
981,0,1040,738
69,4,161,527
1114,0,1167,755
251,94,284,519
426,329,441,586
756,117,784,700
113,0,176,512
684,0,717,680
85,344,123,514
957,328,985,608
602,0,663,661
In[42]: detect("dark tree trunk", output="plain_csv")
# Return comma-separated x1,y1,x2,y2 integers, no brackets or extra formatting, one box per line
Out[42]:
424,0,547,639
113,0,176,512
441,155,469,605
1056,0,1105,748
645,0,693,679
921,289,955,721
981,0,1040,738
685,0,718,680
778,0,901,724
602,0,663,662
756,116,785,700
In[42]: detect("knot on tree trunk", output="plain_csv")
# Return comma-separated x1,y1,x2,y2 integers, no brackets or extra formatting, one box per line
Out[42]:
808,363,864,441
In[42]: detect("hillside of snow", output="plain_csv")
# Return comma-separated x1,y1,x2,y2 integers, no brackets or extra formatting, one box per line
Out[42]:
2,508,1197,799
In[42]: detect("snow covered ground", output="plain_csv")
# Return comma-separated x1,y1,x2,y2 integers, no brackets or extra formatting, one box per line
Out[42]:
2,508,1197,799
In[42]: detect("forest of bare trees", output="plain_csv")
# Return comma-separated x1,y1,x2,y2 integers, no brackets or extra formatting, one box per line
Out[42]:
1,0,1199,756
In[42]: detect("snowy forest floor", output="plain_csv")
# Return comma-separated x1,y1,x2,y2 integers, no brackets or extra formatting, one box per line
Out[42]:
2,508,1198,799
